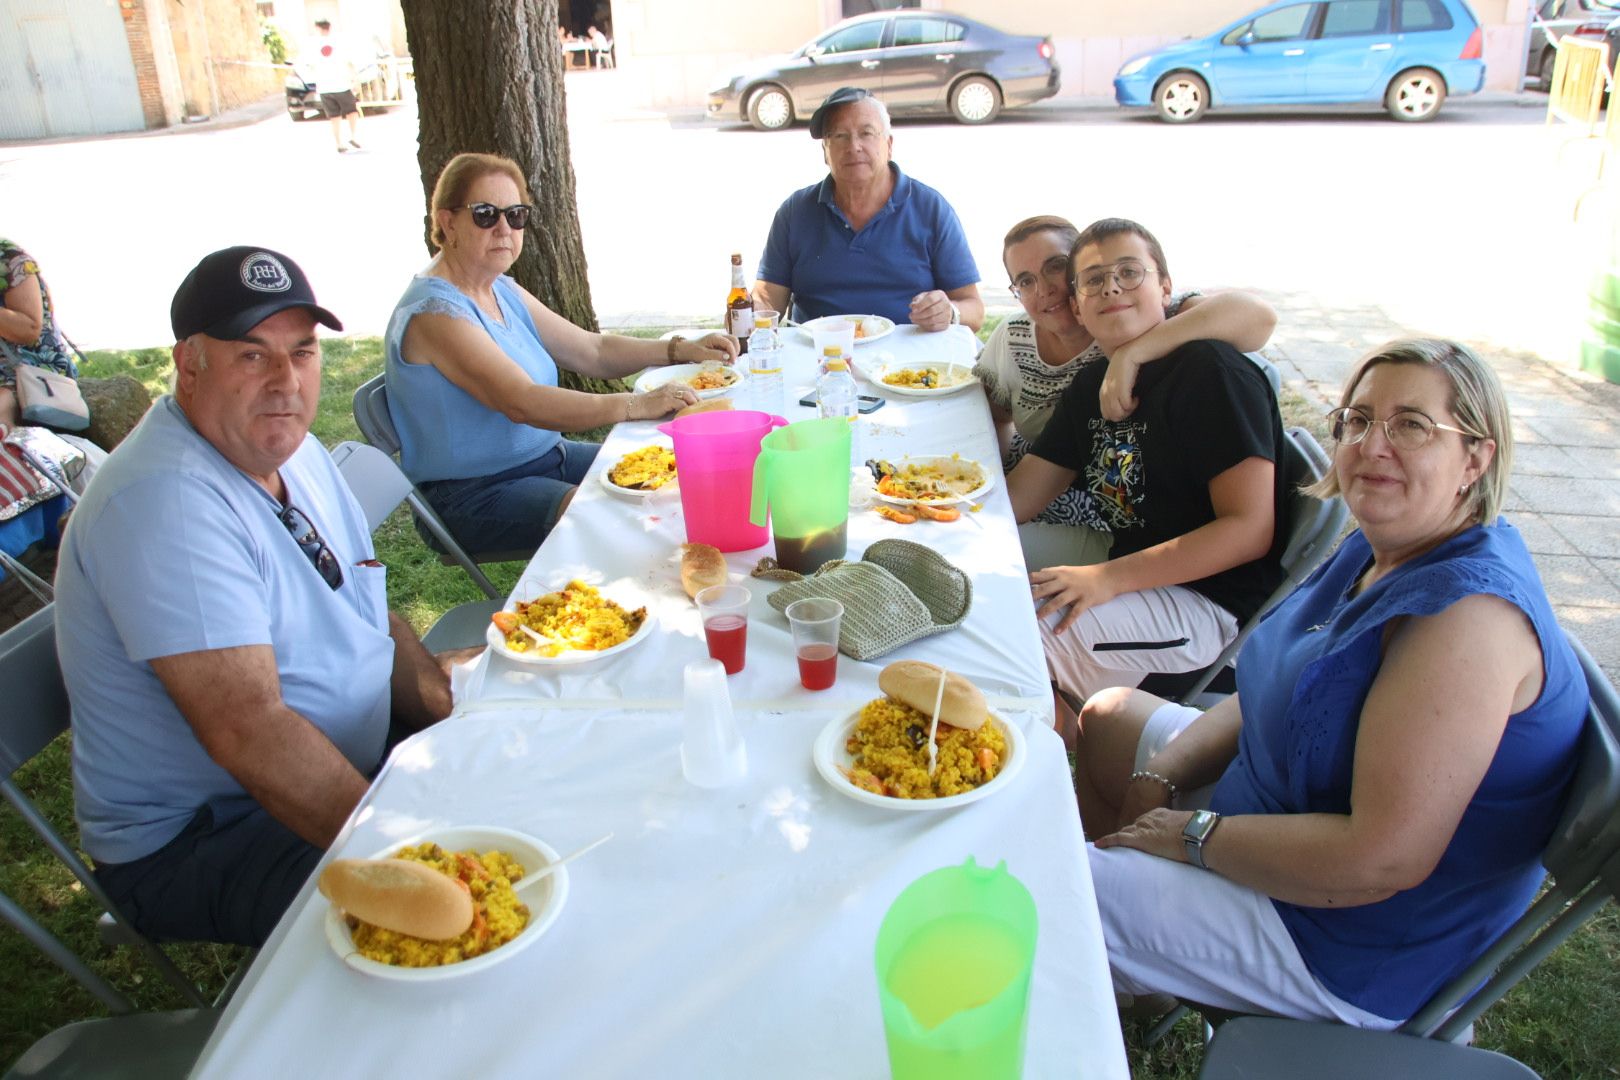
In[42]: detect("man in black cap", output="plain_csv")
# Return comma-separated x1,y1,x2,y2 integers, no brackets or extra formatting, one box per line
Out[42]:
753,87,983,332
54,246,454,946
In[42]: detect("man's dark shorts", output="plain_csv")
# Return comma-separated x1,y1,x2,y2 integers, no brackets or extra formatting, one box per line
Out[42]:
320,89,359,118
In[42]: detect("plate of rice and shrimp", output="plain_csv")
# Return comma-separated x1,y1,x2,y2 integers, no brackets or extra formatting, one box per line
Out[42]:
322,825,568,981
813,661,1027,811
486,579,655,664
635,363,745,399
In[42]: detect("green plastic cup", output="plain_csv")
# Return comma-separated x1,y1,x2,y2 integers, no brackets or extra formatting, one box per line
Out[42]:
874,858,1038,1080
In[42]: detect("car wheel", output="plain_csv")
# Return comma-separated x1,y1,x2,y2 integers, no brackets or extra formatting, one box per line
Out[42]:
1386,68,1446,121
949,76,1002,125
747,86,794,131
1539,48,1557,90
1155,73,1208,123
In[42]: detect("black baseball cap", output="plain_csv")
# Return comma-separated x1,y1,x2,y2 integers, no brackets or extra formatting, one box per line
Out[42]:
170,246,342,341
808,86,875,139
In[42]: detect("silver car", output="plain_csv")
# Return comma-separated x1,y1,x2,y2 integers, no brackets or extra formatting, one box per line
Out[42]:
1526,0,1620,87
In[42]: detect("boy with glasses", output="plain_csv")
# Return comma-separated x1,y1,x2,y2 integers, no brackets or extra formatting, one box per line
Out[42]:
55,247,456,947
1007,218,1287,709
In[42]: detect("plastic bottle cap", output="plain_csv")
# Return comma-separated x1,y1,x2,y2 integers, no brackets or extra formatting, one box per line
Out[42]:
827,359,848,371
754,317,772,328
822,346,842,357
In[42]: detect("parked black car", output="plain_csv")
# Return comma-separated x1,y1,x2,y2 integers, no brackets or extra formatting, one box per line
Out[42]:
706,11,1059,131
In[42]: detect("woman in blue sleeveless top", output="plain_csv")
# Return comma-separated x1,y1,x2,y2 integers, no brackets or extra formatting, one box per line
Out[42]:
1074,339,1587,1026
385,153,737,554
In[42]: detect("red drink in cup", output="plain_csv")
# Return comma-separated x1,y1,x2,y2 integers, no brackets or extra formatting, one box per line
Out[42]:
695,584,752,677
705,615,749,675
785,598,844,692
796,643,838,691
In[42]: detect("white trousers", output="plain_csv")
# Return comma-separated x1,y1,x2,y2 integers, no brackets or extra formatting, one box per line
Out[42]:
1089,701,1397,1029
1039,584,1238,701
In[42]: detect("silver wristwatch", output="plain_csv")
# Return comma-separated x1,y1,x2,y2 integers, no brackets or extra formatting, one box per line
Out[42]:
1182,810,1222,870
947,301,961,326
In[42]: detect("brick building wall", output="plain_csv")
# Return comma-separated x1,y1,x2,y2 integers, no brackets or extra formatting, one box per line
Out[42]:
119,0,281,127
119,0,170,128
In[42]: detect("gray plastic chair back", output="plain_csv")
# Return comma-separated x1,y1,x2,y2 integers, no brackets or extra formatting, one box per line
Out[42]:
329,441,504,649
1198,1016,1541,1079
1401,631,1620,1041
1173,426,1349,701
351,373,404,458
0,606,209,1009
329,440,500,601
5,1006,219,1079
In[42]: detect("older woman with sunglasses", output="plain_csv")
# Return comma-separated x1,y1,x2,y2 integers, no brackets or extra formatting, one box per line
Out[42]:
384,152,737,554
975,215,1276,570
1075,338,1586,1028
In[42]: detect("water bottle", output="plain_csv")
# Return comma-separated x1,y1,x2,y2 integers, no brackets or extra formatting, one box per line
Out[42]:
747,312,784,415
817,349,860,457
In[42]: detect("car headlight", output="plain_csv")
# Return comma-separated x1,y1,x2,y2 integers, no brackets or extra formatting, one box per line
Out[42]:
1118,56,1151,78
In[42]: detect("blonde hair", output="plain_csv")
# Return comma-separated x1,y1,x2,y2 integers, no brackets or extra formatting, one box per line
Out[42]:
1306,338,1512,526
428,153,532,249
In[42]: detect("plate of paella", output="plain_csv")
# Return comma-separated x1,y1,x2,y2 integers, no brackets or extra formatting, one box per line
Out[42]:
861,360,977,397
485,579,655,664
799,313,896,346
322,825,569,982
635,362,746,399
600,444,678,498
812,685,1026,812
868,456,994,506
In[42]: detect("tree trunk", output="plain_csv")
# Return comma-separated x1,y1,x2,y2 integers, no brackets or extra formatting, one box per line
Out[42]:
400,0,606,371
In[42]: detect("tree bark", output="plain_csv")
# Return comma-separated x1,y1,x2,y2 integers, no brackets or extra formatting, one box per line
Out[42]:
400,0,599,341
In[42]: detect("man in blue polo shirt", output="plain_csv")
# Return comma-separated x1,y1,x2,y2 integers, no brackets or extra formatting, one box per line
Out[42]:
56,246,456,947
753,86,984,331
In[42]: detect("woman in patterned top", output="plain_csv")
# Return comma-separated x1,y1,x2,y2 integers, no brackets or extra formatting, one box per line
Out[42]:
1,237,79,428
973,215,1276,570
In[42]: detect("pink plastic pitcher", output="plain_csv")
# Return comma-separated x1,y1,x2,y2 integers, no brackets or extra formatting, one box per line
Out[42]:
657,410,787,551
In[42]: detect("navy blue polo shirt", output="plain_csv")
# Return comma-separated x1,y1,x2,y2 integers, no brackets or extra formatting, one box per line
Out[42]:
757,163,979,325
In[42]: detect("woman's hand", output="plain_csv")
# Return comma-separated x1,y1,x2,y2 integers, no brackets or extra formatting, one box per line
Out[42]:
627,383,697,421
1030,563,1119,634
1096,808,1194,863
673,332,740,366
1098,343,1146,422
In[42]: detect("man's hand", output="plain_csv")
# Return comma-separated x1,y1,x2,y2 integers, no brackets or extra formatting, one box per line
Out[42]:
1031,563,1119,634
434,645,487,678
909,290,956,332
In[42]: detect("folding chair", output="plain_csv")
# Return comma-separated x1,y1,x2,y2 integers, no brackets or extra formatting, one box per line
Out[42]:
329,441,504,651
1140,427,1349,703
1197,1016,1540,1080
2,887,219,1079
1155,630,1620,1051
351,373,529,568
0,606,211,1011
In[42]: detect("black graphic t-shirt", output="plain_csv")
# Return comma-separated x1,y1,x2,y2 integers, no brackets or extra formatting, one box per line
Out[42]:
1030,339,1287,621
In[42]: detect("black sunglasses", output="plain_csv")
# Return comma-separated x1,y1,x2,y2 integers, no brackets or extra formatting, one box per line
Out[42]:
452,202,532,230
279,504,344,591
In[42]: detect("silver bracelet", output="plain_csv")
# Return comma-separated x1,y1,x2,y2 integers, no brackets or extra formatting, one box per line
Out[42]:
1128,770,1179,802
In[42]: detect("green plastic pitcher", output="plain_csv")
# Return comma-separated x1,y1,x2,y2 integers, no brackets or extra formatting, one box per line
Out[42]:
874,858,1038,1080
749,417,851,575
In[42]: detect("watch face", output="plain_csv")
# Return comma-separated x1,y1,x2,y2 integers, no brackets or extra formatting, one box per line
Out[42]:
1184,810,1219,842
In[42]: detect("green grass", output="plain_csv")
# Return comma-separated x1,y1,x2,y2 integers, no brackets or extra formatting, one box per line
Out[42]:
4,333,1619,1076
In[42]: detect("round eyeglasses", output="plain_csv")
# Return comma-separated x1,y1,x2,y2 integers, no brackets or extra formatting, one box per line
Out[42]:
1009,254,1072,300
1074,261,1159,297
1327,406,1481,451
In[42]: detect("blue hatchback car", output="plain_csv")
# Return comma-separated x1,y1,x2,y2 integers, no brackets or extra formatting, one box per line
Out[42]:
1114,0,1485,123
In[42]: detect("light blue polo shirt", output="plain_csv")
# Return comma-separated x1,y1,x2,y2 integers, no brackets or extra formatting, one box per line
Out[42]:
56,397,394,865
757,162,979,325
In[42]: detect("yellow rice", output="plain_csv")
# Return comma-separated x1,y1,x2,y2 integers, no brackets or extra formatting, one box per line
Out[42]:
843,698,1006,799
502,580,646,657
348,843,529,967
609,446,677,490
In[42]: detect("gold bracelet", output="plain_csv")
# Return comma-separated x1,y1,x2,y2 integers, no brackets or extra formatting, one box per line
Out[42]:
623,394,634,422
667,334,685,363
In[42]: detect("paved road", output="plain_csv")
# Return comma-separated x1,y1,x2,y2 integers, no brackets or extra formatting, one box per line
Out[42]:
0,81,1574,357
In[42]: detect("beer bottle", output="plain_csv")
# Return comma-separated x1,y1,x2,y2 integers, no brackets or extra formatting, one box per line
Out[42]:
726,253,753,354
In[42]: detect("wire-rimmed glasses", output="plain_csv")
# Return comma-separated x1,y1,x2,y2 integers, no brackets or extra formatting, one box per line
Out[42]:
1326,406,1481,451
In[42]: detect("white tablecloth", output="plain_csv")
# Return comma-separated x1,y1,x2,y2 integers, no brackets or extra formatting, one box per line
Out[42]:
455,325,1054,718
190,705,1129,1080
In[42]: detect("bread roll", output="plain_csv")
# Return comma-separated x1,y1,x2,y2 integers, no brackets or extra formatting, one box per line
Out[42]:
674,398,733,419
318,858,474,941
878,660,988,731
681,542,727,599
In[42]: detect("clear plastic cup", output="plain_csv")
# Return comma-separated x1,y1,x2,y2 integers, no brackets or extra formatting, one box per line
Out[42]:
810,318,855,366
695,583,750,675
785,597,843,691
680,658,747,788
